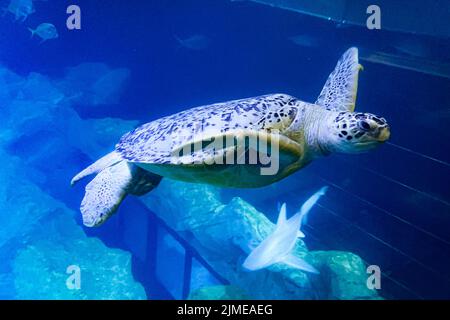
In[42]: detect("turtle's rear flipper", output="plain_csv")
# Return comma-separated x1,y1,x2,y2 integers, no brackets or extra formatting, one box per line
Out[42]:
71,151,122,186
81,161,161,227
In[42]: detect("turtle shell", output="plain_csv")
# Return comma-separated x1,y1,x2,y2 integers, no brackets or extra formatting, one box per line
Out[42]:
116,94,308,187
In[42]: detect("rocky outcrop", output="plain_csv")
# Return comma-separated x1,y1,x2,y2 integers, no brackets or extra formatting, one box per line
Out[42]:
143,179,380,300
0,65,146,300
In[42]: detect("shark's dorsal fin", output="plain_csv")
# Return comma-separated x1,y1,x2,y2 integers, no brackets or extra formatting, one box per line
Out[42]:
315,47,363,112
276,203,287,227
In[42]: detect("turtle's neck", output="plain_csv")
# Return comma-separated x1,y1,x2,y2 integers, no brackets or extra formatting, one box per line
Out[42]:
301,104,337,158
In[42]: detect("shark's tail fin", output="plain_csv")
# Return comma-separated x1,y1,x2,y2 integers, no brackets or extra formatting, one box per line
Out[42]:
298,186,329,220
296,186,329,237
317,186,329,196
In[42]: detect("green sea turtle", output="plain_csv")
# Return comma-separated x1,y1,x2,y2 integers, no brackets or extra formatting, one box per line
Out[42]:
72,47,390,227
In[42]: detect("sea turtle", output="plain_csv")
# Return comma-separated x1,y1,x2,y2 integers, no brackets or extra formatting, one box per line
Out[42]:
72,47,390,227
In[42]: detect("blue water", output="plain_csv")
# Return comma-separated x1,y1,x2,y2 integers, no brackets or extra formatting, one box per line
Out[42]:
0,0,449,299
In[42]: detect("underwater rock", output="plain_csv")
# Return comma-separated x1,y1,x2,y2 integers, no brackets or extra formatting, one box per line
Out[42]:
65,111,138,160
309,251,381,300
0,66,23,102
0,65,136,176
143,180,313,299
20,72,65,103
0,63,138,196
56,63,131,106
79,117,139,158
143,179,380,299
12,212,146,300
0,76,143,298
0,63,146,299
188,285,250,300
4,0,34,22
0,69,64,147
0,151,61,249
0,150,146,299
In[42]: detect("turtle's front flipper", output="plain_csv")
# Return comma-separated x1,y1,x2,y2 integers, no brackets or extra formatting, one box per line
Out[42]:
315,47,363,112
80,162,161,227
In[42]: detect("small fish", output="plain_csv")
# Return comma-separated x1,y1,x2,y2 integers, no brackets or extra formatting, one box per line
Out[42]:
29,23,58,43
242,186,328,273
288,34,319,48
175,34,210,50
3,0,34,22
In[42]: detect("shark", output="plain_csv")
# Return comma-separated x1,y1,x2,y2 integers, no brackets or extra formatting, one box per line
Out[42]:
242,186,328,273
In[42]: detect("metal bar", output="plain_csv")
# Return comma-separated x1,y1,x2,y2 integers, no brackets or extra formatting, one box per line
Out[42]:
182,250,193,299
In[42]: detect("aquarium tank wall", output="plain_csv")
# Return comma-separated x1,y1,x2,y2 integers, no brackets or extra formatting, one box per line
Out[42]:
0,0,449,300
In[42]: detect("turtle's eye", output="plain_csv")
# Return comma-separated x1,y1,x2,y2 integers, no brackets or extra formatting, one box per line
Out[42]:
358,120,371,131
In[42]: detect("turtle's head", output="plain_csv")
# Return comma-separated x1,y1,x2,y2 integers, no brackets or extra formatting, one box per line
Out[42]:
326,111,390,153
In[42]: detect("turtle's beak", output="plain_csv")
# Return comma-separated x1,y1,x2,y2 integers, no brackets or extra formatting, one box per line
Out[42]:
376,126,390,142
